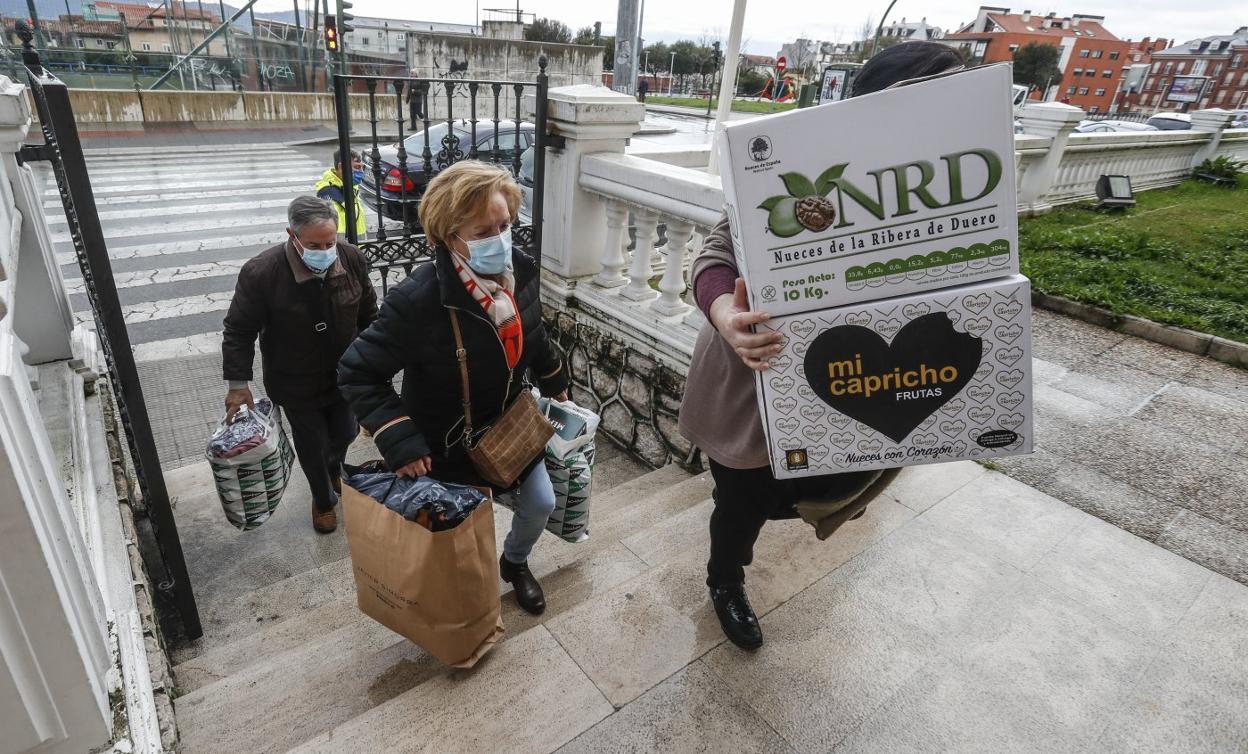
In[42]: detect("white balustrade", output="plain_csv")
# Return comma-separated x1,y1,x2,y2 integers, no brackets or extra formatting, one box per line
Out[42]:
621,208,660,302
652,218,694,316
540,82,1248,373
593,198,630,288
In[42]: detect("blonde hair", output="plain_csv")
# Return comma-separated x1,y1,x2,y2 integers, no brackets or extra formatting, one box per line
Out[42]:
419,161,522,248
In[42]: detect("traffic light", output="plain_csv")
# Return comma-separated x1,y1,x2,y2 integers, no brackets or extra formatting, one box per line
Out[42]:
324,15,338,53
336,0,354,35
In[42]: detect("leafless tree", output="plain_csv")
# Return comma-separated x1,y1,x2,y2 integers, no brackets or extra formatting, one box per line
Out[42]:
856,15,875,62
786,39,819,79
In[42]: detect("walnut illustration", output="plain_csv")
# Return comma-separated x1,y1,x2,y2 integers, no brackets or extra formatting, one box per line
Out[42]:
795,195,836,232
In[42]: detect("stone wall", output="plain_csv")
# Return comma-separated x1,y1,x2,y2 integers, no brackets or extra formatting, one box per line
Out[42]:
28,88,399,126
546,304,702,473
406,35,602,88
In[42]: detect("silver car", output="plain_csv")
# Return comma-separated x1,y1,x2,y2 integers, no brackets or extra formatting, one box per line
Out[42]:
1074,119,1159,134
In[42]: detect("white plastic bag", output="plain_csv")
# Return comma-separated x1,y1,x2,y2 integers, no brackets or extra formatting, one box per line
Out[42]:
206,402,295,531
540,398,600,543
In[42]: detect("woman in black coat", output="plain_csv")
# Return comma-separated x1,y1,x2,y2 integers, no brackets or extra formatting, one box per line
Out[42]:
338,161,568,615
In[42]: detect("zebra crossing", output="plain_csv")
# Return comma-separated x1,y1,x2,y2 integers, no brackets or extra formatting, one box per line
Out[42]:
47,142,368,364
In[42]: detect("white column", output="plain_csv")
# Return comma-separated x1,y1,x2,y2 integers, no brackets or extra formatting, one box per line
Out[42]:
593,199,630,288
0,84,112,754
621,207,659,301
1189,108,1235,167
651,217,693,316
1016,102,1084,215
0,76,73,365
527,85,645,280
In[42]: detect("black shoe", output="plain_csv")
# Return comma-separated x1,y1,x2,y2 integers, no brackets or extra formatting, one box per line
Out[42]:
709,585,763,650
499,555,546,615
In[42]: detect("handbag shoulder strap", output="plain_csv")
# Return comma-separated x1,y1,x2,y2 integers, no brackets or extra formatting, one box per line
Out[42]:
448,309,474,440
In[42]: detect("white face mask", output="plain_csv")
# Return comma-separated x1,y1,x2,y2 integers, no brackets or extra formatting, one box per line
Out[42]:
456,228,512,275
291,234,337,273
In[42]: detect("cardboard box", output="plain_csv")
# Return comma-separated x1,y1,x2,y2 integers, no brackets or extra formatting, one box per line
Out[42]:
718,64,1019,316
756,275,1033,478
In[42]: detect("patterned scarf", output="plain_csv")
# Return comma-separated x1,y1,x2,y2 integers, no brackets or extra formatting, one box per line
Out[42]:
453,256,523,369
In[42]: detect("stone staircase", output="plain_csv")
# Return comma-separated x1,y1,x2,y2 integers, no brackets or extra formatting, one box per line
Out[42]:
165,448,725,753
161,434,1248,753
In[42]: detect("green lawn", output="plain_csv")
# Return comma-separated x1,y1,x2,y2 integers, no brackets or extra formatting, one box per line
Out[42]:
645,96,798,114
1019,176,1248,343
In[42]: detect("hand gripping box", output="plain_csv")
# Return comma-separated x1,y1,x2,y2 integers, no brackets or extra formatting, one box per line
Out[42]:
718,64,1019,315
756,275,1033,479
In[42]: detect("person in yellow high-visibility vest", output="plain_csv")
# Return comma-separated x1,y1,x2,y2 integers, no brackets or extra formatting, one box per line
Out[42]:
315,151,367,238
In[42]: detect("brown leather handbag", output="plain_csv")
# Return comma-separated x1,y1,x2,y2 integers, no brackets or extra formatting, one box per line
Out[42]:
449,310,554,489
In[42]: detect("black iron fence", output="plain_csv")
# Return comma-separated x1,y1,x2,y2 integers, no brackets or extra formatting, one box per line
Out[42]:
14,38,201,638
331,58,550,294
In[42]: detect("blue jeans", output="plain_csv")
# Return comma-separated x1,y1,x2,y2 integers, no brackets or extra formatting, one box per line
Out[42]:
502,462,556,564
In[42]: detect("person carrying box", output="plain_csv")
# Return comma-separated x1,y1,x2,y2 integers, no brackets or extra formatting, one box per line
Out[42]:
679,41,967,651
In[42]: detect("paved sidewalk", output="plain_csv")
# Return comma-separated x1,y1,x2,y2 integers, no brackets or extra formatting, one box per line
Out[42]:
1000,308,1248,585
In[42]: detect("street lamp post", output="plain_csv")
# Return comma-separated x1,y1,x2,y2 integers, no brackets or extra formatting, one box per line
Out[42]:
669,50,676,95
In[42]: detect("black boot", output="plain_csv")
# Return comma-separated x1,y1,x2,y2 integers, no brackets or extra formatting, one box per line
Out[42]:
500,555,546,615
709,584,763,650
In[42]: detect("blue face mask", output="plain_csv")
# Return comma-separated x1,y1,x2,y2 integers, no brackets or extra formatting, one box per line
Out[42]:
293,237,337,273
351,169,365,184
458,228,512,275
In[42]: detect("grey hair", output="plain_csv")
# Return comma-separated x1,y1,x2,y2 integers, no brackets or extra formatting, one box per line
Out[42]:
287,196,338,234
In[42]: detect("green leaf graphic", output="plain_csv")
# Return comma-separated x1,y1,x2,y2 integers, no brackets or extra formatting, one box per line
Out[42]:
780,172,817,198
757,195,788,211
815,163,849,196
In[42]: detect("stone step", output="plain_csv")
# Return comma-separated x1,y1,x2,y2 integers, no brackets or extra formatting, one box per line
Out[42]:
173,468,711,753
284,492,921,751
288,624,615,754
542,497,918,707
171,463,701,690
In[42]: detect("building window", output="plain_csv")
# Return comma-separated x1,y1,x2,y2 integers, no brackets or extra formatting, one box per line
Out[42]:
1078,87,1089,95
1242,73,1248,86
95,38,103,46
1228,72,1236,85
1160,78,1168,90
1093,50,1103,58
1103,70,1113,78
1212,63,1222,75
75,38,85,48
1008,44,1019,52
1079,49,1090,58
1176,61,1186,74
1217,91,1227,103
1109,51,1120,60
1147,76,1156,90
106,41,117,49
142,42,151,50
1164,62,1173,73
1089,106,1099,113
1095,88,1106,96
163,43,171,52
1232,55,1242,69
362,36,369,45
1074,68,1083,77
1067,86,1076,95
1152,61,1162,72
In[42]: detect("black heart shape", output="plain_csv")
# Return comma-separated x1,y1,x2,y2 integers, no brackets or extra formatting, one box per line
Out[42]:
802,313,982,443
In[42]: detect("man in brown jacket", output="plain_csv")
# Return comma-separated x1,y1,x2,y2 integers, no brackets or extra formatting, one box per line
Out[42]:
222,196,379,533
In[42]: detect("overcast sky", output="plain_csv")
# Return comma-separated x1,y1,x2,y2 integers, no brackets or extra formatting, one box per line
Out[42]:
251,0,1238,56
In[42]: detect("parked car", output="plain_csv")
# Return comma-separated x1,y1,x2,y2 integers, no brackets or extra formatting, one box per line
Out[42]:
517,145,536,225
359,119,535,222
1230,110,1248,129
1144,113,1192,131
1074,119,1159,134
